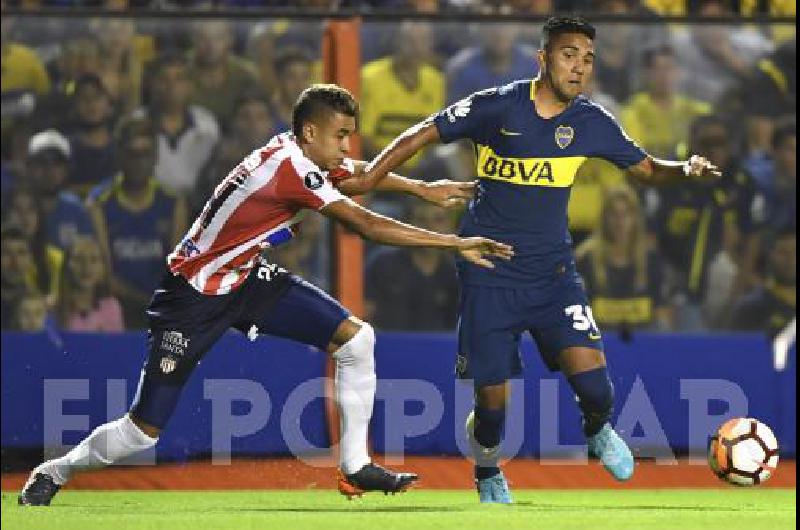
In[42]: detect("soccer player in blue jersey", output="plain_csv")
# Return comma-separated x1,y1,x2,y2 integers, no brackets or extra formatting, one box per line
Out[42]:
361,16,720,503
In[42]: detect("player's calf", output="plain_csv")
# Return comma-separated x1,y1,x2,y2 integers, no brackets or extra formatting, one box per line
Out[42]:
466,408,513,503
331,321,377,475
567,366,634,480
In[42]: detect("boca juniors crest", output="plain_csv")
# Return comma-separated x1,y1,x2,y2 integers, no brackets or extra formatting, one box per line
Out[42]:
555,125,575,149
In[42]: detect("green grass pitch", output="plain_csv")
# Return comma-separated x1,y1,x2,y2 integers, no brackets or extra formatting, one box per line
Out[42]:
3,489,796,530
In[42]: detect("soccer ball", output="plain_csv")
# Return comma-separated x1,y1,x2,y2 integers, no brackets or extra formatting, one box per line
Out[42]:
708,417,779,486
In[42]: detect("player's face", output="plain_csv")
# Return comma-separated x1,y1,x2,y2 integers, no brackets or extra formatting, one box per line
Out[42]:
540,33,595,102
303,111,357,171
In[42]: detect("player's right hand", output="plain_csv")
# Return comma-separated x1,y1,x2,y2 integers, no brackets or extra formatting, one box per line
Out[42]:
456,237,514,269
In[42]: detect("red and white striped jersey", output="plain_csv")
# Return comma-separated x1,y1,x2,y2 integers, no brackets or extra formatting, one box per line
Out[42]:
167,132,352,295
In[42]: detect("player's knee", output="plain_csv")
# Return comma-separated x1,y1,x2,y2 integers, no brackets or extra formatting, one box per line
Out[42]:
128,413,162,440
329,317,371,352
332,321,375,368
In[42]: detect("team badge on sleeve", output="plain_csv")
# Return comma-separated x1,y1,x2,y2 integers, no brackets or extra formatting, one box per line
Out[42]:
555,125,575,149
304,171,324,190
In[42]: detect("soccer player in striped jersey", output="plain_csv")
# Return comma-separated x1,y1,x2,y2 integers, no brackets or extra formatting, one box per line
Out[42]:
19,84,513,506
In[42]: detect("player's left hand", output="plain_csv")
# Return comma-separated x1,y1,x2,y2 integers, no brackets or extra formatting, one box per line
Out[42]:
456,236,514,269
422,180,477,208
685,154,722,181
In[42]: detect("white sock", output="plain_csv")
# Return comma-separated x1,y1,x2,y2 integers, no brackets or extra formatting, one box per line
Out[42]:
333,323,376,475
40,414,158,485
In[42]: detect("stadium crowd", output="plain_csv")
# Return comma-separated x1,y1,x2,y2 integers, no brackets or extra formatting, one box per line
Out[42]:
1,0,795,337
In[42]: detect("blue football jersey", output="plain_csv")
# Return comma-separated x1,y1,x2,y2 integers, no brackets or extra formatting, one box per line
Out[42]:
433,80,647,287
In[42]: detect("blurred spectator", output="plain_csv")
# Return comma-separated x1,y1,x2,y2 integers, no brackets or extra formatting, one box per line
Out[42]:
740,118,796,290
57,236,124,332
268,214,330,291
13,292,50,333
360,21,444,168
88,17,154,115
1,226,39,329
672,0,775,104
739,40,795,161
679,116,755,325
445,23,537,104
34,37,103,132
577,185,672,332
188,20,262,127
270,47,315,134
25,129,96,251
650,117,744,330
65,74,118,195
2,187,64,307
365,202,459,330
729,228,796,338
749,119,797,235
620,46,711,158
1,18,52,157
569,159,626,245
89,116,187,328
196,92,276,214
591,0,668,104
138,52,220,196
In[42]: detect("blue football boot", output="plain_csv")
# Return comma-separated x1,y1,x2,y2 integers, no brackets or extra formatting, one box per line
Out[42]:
475,470,513,504
587,423,634,481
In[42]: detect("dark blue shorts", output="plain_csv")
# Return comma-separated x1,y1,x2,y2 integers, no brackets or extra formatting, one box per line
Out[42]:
456,269,604,387
130,261,350,428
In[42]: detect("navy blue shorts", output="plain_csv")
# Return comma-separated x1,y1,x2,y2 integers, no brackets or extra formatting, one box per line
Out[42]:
456,268,604,387
129,261,350,428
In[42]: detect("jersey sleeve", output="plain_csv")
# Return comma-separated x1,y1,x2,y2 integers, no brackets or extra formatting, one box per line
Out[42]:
590,107,648,169
279,156,347,211
432,87,504,145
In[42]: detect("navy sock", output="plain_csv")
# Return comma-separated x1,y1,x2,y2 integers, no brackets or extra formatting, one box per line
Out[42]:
475,465,501,480
473,406,505,448
567,366,614,437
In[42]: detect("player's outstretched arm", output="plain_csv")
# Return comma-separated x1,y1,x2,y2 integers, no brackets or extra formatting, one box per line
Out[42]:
321,197,513,268
338,161,475,208
626,154,722,185
335,121,442,192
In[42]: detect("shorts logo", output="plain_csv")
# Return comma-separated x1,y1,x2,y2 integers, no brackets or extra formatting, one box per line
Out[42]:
455,354,468,378
160,356,177,374
304,171,324,190
555,125,574,149
160,330,190,357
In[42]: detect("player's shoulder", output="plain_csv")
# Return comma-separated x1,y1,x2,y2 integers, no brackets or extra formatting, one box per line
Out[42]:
462,79,530,108
572,95,623,126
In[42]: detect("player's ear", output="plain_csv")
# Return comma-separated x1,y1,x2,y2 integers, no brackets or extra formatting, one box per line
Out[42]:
537,48,547,72
302,122,316,144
